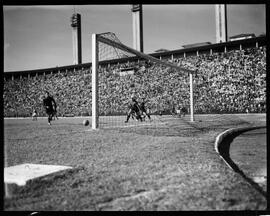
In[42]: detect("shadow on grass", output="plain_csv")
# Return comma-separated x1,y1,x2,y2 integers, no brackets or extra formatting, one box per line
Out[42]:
120,114,253,137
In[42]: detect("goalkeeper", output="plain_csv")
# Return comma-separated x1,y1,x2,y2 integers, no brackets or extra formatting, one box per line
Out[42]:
125,96,143,123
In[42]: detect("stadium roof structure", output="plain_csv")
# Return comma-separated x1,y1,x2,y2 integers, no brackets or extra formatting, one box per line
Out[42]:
4,35,266,76
229,33,256,39
182,42,212,49
155,48,170,53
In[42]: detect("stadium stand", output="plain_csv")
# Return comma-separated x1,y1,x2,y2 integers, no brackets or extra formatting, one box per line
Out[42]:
3,41,266,118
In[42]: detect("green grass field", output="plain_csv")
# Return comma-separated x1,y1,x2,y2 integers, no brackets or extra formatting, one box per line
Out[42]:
4,114,266,210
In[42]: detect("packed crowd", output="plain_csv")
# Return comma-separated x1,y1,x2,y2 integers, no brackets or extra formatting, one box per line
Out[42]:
3,46,266,117
175,46,266,114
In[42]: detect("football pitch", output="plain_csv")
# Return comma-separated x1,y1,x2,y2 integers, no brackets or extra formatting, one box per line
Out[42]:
4,114,266,210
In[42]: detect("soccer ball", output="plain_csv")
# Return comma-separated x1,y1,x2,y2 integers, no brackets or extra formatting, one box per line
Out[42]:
83,119,89,126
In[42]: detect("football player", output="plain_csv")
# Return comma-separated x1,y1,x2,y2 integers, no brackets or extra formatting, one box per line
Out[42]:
125,96,143,123
43,91,57,125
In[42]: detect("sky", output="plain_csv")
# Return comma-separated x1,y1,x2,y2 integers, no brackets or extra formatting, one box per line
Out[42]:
3,4,266,72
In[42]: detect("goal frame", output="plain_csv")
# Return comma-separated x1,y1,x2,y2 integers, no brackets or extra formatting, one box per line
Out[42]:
91,33,194,129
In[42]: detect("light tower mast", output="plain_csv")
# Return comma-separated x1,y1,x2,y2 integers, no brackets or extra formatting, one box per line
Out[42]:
71,13,82,64
215,4,228,43
131,4,144,52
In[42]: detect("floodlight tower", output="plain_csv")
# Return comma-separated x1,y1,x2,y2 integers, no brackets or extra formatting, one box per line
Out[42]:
215,4,228,43
131,4,144,52
71,13,82,64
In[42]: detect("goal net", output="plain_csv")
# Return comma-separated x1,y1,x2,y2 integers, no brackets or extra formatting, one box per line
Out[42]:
91,32,195,129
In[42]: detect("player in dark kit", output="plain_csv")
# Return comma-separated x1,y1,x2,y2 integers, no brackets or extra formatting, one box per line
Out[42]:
43,91,57,125
125,97,143,123
180,106,187,117
140,98,151,121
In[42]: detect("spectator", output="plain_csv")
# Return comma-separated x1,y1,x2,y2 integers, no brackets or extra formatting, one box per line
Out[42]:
3,46,266,117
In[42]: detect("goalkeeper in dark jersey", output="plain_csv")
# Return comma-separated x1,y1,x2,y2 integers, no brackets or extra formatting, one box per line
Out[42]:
140,97,151,121
43,91,57,125
125,96,143,123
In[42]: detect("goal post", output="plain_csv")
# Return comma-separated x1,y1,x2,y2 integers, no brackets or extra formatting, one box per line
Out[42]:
91,32,195,129
92,34,98,129
190,72,194,122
